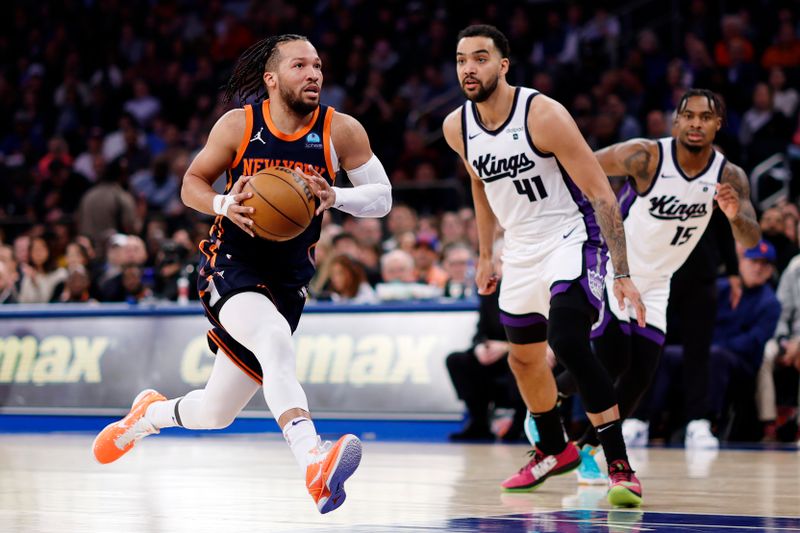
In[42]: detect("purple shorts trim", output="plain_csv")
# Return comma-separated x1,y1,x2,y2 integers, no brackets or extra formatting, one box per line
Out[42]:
631,323,666,346
500,311,548,328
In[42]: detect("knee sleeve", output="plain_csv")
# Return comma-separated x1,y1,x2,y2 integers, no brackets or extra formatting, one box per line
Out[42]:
220,292,309,419
615,334,663,418
593,317,632,382
548,307,617,414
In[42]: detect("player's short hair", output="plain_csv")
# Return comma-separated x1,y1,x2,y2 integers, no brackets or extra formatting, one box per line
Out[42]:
457,24,510,59
676,89,726,124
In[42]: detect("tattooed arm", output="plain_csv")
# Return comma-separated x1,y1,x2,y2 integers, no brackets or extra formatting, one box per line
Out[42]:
529,95,646,325
594,139,660,191
716,162,761,248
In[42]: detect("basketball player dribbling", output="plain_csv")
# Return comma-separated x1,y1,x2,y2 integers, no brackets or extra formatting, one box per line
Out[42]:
443,24,646,507
548,89,761,480
92,34,392,515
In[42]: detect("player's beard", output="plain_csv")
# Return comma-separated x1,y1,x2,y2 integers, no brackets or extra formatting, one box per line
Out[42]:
679,136,705,154
462,74,499,103
282,85,319,116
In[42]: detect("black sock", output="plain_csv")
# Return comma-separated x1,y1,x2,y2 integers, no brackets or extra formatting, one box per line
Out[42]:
531,407,567,455
577,425,600,448
596,421,628,465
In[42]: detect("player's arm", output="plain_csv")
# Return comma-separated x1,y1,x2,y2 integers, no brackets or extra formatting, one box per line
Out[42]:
181,109,255,236
302,112,392,217
529,95,645,324
594,138,660,190
443,108,499,295
716,162,761,248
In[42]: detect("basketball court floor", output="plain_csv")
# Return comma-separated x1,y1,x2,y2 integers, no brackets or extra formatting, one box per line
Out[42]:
2,433,799,532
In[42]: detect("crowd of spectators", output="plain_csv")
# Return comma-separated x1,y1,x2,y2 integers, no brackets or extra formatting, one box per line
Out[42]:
1,0,799,441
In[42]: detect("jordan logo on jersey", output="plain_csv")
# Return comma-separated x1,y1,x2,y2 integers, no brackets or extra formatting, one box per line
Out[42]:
250,127,266,144
648,195,708,221
472,153,536,182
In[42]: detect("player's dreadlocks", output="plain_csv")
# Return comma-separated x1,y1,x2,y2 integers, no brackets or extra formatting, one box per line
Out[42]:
223,34,308,103
677,88,727,125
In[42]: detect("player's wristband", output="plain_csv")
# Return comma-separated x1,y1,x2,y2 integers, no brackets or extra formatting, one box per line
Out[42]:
213,194,236,216
613,273,631,280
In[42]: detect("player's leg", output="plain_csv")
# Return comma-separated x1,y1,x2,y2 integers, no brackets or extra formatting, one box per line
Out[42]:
500,320,581,492
677,278,719,448
92,343,259,464
548,284,641,506
616,331,664,446
566,316,634,485
218,291,360,514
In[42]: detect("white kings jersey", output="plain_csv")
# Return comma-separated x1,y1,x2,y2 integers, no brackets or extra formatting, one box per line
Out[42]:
616,137,726,278
463,87,600,253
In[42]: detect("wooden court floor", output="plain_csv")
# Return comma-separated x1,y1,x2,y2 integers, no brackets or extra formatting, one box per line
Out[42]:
1,433,799,532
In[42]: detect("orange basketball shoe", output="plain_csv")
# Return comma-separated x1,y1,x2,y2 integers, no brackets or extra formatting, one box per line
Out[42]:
305,434,362,514
93,389,165,464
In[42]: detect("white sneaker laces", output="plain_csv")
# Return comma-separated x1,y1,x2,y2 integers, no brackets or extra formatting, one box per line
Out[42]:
115,417,158,450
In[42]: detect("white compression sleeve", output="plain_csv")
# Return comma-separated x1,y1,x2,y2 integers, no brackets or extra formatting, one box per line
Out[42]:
332,154,392,217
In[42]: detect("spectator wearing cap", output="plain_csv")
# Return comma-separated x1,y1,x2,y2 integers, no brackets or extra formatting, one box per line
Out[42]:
646,240,780,442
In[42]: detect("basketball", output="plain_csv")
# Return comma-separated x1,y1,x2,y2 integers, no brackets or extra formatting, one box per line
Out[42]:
241,166,316,241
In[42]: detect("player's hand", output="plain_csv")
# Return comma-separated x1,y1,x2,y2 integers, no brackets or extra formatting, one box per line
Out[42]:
728,275,743,310
225,175,255,237
613,276,646,328
715,183,740,221
476,256,498,295
297,166,335,215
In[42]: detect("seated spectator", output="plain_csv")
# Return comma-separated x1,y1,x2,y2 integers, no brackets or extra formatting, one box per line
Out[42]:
382,204,418,252
18,237,67,303
446,245,525,442
331,232,361,260
439,211,466,247
761,20,800,70
99,263,150,303
739,83,792,171
0,260,18,304
441,242,475,299
760,206,799,274
375,249,440,300
768,67,799,119
130,154,181,213
758,252,800,442
647,240,780,444
54,265,94,303
326,254,377,304
0,244,21,299
412,235,448,288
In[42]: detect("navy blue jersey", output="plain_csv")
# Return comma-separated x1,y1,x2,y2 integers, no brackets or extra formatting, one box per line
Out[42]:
199,100,336,290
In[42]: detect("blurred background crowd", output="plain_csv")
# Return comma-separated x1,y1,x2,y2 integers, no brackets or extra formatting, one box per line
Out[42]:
1,0,799,443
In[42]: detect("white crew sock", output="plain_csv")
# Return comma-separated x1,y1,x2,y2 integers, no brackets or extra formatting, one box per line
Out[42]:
283,417,319,470
145,398,183,429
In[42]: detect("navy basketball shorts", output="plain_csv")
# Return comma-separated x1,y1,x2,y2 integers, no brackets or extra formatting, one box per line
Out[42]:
197,251,306,382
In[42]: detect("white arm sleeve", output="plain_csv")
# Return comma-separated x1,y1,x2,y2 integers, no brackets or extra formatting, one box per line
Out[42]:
331,154,392,218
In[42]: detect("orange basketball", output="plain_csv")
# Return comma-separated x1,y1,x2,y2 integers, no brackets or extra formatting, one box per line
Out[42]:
241,166,316,241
